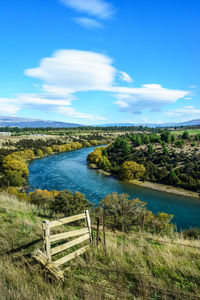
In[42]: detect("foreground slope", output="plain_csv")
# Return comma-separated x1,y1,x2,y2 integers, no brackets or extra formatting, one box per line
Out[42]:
0,192,200,300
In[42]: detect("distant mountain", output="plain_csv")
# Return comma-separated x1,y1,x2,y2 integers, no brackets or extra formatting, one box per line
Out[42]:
101,119,200,128
1,116,200,129
0,116,83,128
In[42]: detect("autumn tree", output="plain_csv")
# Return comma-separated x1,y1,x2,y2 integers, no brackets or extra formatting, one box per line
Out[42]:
36,149,44,157
2,155,29,178
120,161,146,180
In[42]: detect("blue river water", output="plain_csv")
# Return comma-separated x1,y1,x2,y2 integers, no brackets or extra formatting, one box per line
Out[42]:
28,146,200,229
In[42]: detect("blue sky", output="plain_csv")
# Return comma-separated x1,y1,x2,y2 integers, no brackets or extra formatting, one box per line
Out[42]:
0,0,200,125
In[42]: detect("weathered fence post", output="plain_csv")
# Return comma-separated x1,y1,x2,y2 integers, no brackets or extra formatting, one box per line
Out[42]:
141,214,145,234
102,214,106,256
85,210,93,242
43,220,51,261
96,217,100,246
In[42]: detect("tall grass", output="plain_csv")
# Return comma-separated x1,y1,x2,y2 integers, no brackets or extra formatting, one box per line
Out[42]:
0,192,199,299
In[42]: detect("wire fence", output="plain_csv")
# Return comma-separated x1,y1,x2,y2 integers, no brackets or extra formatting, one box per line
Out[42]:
1,206,199,299
92,226,200,250
74,266,200,300
76,277,200,300
145,236,200,249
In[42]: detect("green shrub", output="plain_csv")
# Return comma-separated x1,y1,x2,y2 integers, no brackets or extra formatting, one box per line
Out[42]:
99,193,146,232
6,170,24,187
182,227,200,239
49,190,91,216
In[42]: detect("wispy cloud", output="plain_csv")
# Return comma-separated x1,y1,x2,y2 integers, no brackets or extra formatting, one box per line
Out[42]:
165,106,200,118
59,0,115,30
57,106,106,121
0,98,19,115
60,0,114,19
118,71,133,83
112,84,188,115
73,17,103,29
189,85,197,89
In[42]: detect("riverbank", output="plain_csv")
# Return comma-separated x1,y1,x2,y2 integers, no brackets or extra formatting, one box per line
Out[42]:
130,179,199,199
88,163,199,199
88,163,112,176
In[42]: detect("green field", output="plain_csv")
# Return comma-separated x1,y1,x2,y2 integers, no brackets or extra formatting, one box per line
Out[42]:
171,128,200,136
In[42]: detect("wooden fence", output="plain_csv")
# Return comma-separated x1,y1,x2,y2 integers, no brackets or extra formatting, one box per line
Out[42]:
32,210,92,280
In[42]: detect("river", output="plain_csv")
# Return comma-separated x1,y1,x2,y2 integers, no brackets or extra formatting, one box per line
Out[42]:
28,146,200,229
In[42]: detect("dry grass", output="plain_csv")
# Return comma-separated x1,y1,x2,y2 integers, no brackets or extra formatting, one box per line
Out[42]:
0,135,60,149
0,192,200,299
74,231,200,299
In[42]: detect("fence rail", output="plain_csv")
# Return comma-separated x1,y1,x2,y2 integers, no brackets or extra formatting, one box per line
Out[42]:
33,210,92,280
49,213,86,228
50,227,89,243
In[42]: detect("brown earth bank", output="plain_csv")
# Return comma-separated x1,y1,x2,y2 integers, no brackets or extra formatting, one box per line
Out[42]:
88,163,200,199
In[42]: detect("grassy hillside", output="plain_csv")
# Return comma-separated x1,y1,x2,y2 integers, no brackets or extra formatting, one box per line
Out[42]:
0,192,200,300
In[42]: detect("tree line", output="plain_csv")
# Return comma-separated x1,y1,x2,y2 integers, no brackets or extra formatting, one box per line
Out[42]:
87,130,200,192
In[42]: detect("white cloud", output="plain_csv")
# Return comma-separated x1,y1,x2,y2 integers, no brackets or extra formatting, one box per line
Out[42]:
118,71,133,83
18,94,73,107
41,84,74,96
112,84,189,114
1,50,114,121
189,85,197,89
2,49,190,122
0,98,19,115
74,17,103,29
165,106,200,117
25,50,116,93
25,50,189,118
184,97,192,100
60,0,114,19
184,106,195,109
0,94,105,122
57,106,106,121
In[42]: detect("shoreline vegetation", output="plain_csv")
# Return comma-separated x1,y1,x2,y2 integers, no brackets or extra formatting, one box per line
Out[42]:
87,131,200,197
88,163,199,198
0,137,111,190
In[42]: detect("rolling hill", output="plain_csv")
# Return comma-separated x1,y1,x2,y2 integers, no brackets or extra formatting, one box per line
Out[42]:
0,116,83,128
101,119,200,128
1,116,200,128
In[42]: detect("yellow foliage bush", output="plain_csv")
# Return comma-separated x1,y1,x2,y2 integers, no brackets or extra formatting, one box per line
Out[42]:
3,156,29,178
87,147,104,164
120,161,146,180
45,147,53,155
58,145,67,152
36,149,44,157
90,140,99,146
52,145,60,152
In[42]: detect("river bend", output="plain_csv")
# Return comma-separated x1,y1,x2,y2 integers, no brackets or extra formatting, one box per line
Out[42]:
28,146,200,229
